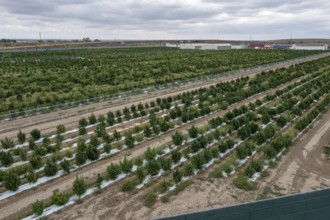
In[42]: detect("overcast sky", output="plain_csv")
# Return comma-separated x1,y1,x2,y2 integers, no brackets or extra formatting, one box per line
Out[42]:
1,0,329,40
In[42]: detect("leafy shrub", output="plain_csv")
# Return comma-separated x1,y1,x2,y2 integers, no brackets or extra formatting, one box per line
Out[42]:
30,129,41,140
120,157,133,173
125,134,135,149
56,124,66,134
107,163,121,180
25,168,38,183
44,160,58,176
86,145,99,161
32,200,44,216
88,113,97,124
29,155,43,169
17,130,26,143
146,159,161,176
121,177,138,192
136,167,145,183
0,151,14,167
1,137,14,149
60,159,71,173
233,174,256,191
183,163,194,176
171,150,181,164
144,147,157,161
3,170,20,191
51,192,70,206
172,131,184,146
144,192,157,208
73,176,87,198
75,151,87,166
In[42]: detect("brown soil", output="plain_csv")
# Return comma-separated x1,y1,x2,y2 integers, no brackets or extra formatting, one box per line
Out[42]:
48,106,330,220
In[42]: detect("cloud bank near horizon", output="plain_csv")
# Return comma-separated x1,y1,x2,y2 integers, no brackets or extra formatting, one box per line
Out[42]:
1,0,329,40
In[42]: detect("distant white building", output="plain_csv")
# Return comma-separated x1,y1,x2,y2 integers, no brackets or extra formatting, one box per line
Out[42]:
178,43,232,50
290,43,328,50
232,44,248,49
165,43,179,48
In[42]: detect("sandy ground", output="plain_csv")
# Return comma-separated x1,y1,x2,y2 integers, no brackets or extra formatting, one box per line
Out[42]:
48,106,330,220
0,76,307,220
1,52,329,142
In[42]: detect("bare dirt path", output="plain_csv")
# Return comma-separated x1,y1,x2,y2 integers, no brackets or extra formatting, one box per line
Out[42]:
0,73,307,220
1,52,329,141
48,107,330,220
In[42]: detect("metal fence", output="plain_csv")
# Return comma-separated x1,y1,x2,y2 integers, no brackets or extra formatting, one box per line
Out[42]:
157,188,330,220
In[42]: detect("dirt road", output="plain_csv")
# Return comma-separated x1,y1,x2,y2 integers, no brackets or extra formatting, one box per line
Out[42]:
48,107,330,220
1,52,329,141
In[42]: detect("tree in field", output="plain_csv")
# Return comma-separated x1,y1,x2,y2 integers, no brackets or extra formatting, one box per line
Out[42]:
123,107,131,120
113,130,121,141
73,176,87,199
88,113,97,124
1,137,14,149
135,167,145,184
96,173,103,191
146,159,161,176
107,112,115,126
29,155,43,169
86,145,99,161
125,133,135,149
144,126,152,138
171,150,181,164
79,126,87,135
89,135,99,147
79,117,88,127
44,160,58,176
276,115,287,127
56,124,66,134
103,143,111,154
3,170,20,191
160,158,172,171
51,191,70,206
144,147,156,161
98,115,106,125
261,113,271,124
17,130,26,143
75,151,87,166
159,120,170,132
115,110,122,123
60,159,70,173
120,157,133,173
172,131,184,146
0,151,14,167
188,125,199,139
32,200,44,216
191,154,205,170
183,163,194,176
25,168,38,183
77,139,87,152
30,129,41,140
172,169,183,183
107,163,121,180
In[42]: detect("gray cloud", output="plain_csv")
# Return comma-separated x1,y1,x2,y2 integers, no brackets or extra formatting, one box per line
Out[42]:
0,0,329,40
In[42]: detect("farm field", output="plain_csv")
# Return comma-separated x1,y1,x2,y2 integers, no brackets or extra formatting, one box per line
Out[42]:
0,49,330,220
0,48,326,115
